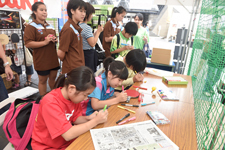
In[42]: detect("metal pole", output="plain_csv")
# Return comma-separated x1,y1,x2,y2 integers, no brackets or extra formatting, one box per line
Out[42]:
181,0,201,74
179,0,198,74
175,27,185,73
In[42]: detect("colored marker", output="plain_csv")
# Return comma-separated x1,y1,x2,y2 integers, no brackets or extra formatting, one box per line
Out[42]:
117,105,136,113
122,85,124,91
141,102,155,106
133,86,147,90
116,113,130,124
121,104,139,107
103,105,107,111
118,117,136,125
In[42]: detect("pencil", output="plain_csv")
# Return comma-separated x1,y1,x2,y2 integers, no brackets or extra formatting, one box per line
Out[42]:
117,105,136,113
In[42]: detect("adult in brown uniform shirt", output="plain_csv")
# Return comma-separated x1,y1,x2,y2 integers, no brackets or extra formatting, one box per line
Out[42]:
58,0,87,74
102,6,126,57
24,2,59,96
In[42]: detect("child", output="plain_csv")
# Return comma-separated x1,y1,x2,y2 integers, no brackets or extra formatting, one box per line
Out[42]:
115,49,146,92
79,2,103,72
110,22,138,58
133,13,150,50
102,6,126,57
81,57,128,116
31,66,108,150
57,0,87,74
24,2,59,95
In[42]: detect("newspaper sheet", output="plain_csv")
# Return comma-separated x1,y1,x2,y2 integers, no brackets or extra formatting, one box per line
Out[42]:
90,120,179,150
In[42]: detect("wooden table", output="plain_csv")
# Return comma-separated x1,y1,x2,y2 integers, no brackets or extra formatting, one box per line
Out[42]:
66,73,197,150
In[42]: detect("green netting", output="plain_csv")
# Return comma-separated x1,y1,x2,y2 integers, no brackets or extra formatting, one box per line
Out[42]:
188,0,225,149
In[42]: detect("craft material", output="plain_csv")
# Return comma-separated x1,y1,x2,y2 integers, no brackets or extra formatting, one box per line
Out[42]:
116,113,130,124
121,104,139,107
147,111,170,125
103,105,107,111
118,117,136,125
141,102,155,106
133,85,147,90
117,105,135,113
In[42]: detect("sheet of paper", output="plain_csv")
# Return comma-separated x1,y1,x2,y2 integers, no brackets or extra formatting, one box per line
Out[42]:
144,68,174,77
90,120,179,150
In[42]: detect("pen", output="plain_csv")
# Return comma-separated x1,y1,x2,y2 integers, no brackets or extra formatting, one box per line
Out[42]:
118,117,136,125
122,85,124,91
103,105,107,111
133,86,147,90
121,104,139,107
116,113,130,124
141,102,155,106
117,105,136,113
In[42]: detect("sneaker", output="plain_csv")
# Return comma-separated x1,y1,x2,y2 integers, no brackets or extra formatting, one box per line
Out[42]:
12,83,20,89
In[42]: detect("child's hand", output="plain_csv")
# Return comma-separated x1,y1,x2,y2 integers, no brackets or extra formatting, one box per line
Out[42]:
124,45,134,50
88,111,98,120
97,25,103,33
117,92,128,102
133,73,144,82
95,110,108,124
143,36,148,44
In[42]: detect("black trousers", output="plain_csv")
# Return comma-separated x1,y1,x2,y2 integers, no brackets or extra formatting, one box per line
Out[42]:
83,49,98,73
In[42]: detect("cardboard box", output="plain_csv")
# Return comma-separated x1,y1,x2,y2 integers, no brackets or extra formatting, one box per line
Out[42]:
151,48,171,65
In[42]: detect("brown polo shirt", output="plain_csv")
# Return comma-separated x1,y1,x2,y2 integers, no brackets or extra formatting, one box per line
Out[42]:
102,18,120,57
59,18,84,74
24,19,59,71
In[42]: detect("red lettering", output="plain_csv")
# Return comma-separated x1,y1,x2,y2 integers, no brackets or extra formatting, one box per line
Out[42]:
0,0,37,10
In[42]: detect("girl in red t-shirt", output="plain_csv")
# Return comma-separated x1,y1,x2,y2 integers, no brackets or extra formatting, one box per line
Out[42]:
31,66,108,150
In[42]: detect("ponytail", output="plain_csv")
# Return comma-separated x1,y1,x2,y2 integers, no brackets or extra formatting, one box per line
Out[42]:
103,57,128,80
111,6,126,18
54,66,96,91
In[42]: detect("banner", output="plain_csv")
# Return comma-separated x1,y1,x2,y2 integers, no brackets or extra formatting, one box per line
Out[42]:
0,0,61,20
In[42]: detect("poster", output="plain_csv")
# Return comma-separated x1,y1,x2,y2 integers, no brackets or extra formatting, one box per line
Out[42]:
90,120,179,150
0,9,21,30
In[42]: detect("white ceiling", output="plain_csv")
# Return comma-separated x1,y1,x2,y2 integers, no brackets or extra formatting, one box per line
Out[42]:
153,0,195,6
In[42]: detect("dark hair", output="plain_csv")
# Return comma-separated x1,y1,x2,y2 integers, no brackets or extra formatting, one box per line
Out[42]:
111,6,126,18
126,49,147,73
134,13,144,21
103,57,128,80
124,22,138,36
31,2,45,19
54,66,96,91
84,2,95,21
67,0,87,19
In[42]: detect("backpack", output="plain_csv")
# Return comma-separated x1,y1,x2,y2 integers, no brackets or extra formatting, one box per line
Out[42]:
112,34,134,58
3,97,42,150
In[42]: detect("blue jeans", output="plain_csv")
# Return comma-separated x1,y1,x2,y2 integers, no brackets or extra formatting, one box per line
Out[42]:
0,76,10,115
204,65,223,93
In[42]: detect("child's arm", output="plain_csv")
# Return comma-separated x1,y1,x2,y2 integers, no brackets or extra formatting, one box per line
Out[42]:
57,49,65,61
111,46,134,54
91,92,127,110
61,110,108,141
74,111,98,124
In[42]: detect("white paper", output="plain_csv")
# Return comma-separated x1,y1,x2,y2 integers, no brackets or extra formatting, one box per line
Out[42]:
144,68,174,77
90,120,179,150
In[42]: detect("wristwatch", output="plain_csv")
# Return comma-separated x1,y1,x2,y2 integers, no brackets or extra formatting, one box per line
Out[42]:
3,62,9,67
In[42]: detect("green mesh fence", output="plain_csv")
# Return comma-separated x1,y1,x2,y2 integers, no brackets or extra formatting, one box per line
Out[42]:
187,0,225,149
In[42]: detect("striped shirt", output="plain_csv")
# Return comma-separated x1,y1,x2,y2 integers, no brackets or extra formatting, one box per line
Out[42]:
79,23,94,50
